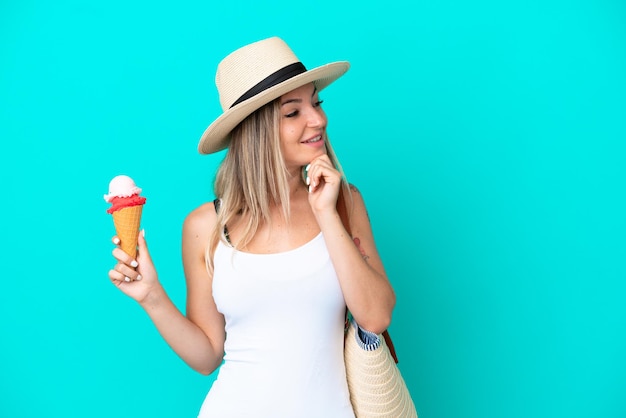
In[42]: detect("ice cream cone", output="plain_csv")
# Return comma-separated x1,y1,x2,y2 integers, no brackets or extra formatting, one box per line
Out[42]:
112,204,143,259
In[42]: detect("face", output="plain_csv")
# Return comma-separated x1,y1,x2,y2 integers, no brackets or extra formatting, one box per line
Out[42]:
279,83,327,169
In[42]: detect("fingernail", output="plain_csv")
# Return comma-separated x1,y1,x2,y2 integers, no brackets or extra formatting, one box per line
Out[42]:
113,237,120,245
141,229,145,237
130,260,138,268
306,176,310,185
136,275,142,281
308,185,312,193
124,276,131,282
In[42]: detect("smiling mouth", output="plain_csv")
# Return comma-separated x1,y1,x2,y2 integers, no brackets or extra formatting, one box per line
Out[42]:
302,135,322,144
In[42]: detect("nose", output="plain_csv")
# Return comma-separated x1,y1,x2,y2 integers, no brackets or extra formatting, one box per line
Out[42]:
307,106,326,128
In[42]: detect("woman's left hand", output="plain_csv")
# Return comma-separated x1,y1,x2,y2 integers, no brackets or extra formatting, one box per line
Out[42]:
306,154,341,214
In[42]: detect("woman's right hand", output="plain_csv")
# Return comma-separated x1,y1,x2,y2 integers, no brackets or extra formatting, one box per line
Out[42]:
108,230,160,304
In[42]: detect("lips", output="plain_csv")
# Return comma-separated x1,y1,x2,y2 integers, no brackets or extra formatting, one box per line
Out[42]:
302,135,322,144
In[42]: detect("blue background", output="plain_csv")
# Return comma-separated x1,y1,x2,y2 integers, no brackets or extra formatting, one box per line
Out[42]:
1,1,625,417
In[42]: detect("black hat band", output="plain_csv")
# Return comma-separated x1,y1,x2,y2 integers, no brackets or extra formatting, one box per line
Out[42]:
230,62,307,108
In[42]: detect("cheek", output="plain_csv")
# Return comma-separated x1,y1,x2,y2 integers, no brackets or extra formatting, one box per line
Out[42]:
280,121,297,140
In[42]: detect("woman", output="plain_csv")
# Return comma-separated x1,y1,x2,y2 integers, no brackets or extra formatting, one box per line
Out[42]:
108,37,396,417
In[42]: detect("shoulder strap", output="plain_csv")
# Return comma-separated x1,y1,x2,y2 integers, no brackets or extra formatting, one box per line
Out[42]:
337,189,399,364
213,198,232,245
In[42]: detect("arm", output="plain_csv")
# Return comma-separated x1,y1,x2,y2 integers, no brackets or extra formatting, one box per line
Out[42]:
306,157,396,334
108,202,225,375
318,186,396,334
179,202,226,374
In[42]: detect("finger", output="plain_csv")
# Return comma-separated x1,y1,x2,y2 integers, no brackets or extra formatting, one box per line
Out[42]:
308,163,338,192
307,168,318,192
309,157,336,177
109,267,132,283
112,247,139,269
137,230,151,263
307,162,324,189
310,154,332,166
111,262,142,282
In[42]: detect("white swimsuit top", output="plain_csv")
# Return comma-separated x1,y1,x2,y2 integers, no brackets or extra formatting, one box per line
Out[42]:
197,232,355,418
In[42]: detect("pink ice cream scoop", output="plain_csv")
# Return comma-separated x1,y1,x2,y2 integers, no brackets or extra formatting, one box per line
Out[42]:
104,175,147,213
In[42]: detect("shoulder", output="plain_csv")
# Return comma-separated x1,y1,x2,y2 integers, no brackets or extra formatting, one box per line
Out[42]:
183,201,218,238
345,183,372,231
347,183,367,209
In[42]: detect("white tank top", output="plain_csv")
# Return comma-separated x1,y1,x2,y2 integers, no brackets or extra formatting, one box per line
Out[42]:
197,232,355,418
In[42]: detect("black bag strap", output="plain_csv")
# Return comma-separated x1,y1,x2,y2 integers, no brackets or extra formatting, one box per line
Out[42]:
213,198,231,245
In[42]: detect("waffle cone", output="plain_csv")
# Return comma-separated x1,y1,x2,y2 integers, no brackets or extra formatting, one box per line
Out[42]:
112,205,143,259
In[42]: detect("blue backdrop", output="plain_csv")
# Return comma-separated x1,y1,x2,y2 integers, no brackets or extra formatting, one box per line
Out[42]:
1,1,625,417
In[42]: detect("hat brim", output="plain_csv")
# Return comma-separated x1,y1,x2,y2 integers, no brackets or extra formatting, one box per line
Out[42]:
198,61,350,155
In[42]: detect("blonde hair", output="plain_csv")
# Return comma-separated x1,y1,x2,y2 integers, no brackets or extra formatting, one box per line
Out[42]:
205,97,350,273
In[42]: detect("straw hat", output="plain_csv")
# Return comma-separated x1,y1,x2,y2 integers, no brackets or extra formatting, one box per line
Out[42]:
198,37,350,155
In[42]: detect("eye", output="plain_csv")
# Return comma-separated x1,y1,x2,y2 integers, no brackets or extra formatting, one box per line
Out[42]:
285,110,299,118
313,99,324,108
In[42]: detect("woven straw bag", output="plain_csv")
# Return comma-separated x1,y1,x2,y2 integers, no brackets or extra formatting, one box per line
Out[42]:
344,321,418,417
337,192,418,418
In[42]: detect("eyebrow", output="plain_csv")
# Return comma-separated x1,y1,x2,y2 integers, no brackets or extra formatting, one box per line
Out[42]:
280,86,318,107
